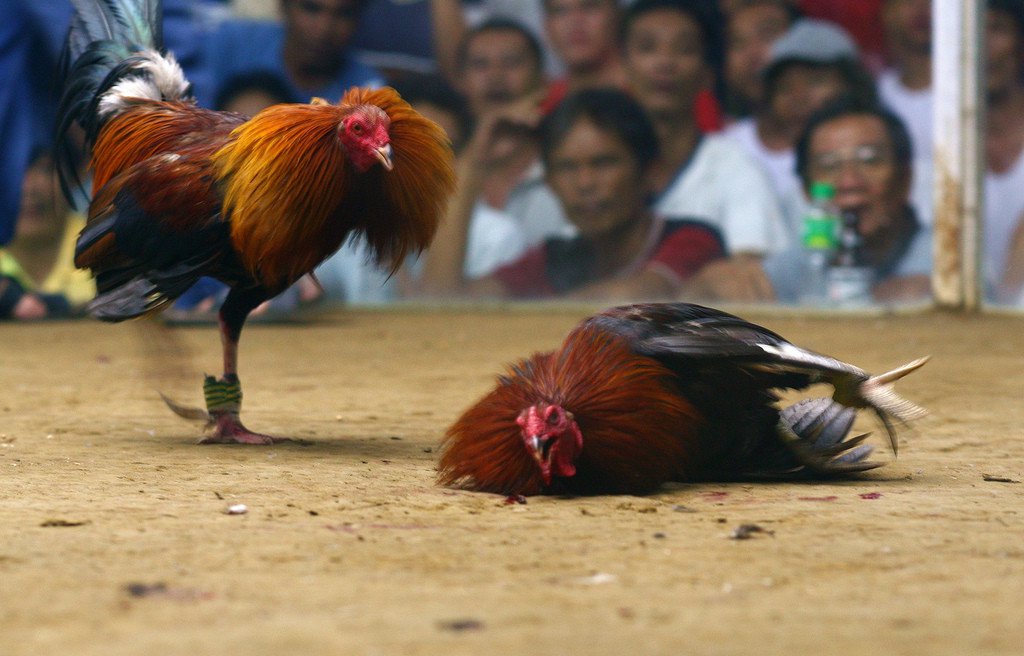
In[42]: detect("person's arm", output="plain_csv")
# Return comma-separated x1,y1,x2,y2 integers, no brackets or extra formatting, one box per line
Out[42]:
676,254,776,302
997,213,1024,302
417,96,542,297
872,274,931,303
430,0,467,84
0,275,61,321
573,223,728,302
416,143,489,296
568,269,676,301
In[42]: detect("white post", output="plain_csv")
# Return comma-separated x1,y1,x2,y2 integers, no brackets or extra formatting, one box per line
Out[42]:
932,0,984,310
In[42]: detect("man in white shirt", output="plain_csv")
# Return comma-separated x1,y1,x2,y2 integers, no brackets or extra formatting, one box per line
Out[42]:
620,0,788,301
723,19,875,239
877,0,932,164
982,0,1024,301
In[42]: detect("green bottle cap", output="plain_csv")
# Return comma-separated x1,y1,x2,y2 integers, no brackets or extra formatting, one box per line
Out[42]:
810,181,835,201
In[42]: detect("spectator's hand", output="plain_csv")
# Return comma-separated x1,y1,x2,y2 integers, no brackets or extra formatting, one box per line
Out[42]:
872,274,931,303
296,274,323,304
464,90,545,171
13,293,48,320
680,254,776,302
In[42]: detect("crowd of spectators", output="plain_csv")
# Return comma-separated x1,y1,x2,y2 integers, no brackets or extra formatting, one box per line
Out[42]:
5,0,1024,321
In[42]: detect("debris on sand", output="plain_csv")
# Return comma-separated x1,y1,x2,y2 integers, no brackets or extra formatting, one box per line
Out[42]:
225,504,248,515
982,474,1021,484
124,582,214,601
125,582,167,597
574,572,618,585
504,495,527,505
40,519,90,527
437,618,484,632
730,524,775,540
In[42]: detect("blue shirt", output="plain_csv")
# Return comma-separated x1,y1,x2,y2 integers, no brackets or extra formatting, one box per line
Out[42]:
352,0,436,75
0,1,43,245
193,19,384,108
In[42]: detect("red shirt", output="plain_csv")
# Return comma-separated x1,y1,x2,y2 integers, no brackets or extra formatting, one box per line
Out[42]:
798,0,886,69
494,218,725,298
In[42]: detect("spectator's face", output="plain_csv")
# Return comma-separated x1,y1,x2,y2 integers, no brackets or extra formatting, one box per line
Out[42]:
460,29,543,116
16,156,65,243
623,9,709,119
806,114,907,239
282,0,361,69
546,118,646,239
985,9,1023,97
544,0,620,73
882,0,932,55
726,2,791,108
769,63,848,129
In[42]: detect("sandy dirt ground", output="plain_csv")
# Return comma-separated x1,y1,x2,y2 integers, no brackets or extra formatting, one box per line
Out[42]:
1,305,1023,656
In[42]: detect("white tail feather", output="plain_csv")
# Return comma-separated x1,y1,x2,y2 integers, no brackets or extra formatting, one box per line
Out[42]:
97,49,189,120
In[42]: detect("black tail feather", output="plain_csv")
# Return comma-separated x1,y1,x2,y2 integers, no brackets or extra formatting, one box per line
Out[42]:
57,0,164,202
67,0,162,62
88,258,210,321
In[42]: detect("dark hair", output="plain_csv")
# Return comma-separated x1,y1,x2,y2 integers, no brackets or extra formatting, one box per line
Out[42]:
456,17,545,74
729,0,801,22
795,95,913,185
620,0,724,96
539,87,661,172
542,0,618,10
989,0,1024,39
282,0,370,17
214,70,298,112
764,57,879,107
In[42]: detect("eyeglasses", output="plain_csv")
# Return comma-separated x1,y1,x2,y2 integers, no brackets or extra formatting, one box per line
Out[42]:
810,144,893,177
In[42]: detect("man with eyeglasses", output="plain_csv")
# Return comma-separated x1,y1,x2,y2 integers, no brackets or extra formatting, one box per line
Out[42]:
762,95,932,305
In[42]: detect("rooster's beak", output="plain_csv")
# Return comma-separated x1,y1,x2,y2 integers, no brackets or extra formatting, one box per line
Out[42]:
528,435,552,485
374,144,393,171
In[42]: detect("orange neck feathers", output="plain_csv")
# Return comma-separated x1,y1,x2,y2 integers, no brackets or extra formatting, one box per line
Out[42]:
90,101,237,195
212,102,350,289
213,87,455,290
439,327,703,495
340,87,456,276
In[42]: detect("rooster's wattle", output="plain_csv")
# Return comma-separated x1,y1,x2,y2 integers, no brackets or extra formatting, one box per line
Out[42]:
57,0,455,443
439,303,927,495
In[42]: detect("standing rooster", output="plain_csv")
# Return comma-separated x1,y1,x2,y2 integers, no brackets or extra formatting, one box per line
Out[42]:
438,303,928,495
57,0,454,443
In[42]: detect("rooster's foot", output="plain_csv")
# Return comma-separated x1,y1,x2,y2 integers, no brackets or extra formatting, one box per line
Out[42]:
199,411,283,445
161,375,284,444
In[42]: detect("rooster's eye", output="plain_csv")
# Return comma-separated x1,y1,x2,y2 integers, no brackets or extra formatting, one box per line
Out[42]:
351,122,364,135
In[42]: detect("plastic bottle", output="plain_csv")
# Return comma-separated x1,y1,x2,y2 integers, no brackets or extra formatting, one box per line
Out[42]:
798,182,839,305
827,209,874,306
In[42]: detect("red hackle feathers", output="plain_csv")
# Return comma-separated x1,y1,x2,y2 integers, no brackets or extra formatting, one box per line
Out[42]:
213,102,350,288
213,86,454,289
438,326,704,495
337,87,456,275
90,101,239,194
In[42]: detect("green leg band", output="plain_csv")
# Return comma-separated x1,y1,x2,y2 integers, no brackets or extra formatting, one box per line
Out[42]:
204,375,242,414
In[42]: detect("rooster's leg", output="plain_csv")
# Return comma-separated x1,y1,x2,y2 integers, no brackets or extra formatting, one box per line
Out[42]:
199,286,279,445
